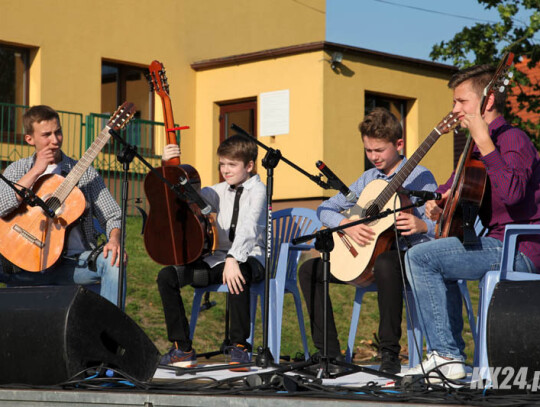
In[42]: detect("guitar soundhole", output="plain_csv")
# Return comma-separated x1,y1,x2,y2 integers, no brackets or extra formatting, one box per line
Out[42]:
365,202,380,218
46,197,61,213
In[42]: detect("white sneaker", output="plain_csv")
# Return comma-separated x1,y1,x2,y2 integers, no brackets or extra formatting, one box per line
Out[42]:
400,351,466,383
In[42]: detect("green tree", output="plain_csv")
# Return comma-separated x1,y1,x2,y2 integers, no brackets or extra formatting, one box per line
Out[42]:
430,0,540,150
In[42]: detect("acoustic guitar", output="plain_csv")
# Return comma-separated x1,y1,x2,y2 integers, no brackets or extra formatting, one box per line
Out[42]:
143,60,216,266
330,112,459,286
436,52,514,242
0,102,136,272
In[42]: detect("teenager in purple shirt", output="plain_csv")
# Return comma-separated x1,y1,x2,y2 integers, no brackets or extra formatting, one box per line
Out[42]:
403,64,540,382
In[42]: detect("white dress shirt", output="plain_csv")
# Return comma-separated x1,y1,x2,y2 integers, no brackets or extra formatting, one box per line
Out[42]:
200,174,266,268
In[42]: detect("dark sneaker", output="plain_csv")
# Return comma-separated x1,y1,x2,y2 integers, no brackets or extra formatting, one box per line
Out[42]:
309,351,349,375
160,346,197,368
228,344,251,372
379,350,401,374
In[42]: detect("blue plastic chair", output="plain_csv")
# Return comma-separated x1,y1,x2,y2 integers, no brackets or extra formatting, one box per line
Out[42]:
345,278,477,368
190,208,322,362
474,224,540,381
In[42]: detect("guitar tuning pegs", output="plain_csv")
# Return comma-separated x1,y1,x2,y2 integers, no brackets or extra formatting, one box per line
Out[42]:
503,79,510,85
499,85,505,93
508,71,514,78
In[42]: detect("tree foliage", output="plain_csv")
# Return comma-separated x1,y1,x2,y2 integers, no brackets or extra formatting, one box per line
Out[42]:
430,0,540,150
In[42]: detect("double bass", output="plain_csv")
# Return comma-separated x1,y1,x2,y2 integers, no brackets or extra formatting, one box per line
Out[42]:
144,61,215,265
436,53,514,243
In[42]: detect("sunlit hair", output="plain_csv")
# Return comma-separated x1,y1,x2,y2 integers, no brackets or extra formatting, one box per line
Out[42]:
448,64,506,113
217,134,258,166
359,107,402,144
23,105,60,136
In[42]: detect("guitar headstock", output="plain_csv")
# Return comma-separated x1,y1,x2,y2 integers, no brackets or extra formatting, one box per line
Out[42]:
147,60,169,98
435,111,460,134
481,52,515,112
108,102,136,132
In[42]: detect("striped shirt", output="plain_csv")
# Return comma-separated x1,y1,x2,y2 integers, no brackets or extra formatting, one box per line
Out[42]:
0,152,122,251
438,116,540,270
318,156,438,249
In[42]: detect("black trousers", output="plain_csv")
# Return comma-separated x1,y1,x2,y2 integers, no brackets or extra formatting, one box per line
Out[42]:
298,250,407,357
156,257,263,352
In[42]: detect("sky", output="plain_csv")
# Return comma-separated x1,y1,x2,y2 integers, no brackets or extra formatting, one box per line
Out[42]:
326,0,523,63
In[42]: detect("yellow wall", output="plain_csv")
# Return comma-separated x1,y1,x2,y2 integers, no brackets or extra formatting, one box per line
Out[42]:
195,48,455,199
0,0,457,198
194,52,325,199
0,0,325,160
323,53,455,188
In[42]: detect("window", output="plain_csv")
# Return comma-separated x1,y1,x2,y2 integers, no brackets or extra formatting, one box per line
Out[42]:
364,93,408,171
0,44,28,105
0,44,29,142
101,61,153,153
101,62,151,119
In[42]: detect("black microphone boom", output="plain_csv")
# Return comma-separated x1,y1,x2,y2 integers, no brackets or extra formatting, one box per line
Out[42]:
400,189,442,201
316,161,356,203
177,176,212,215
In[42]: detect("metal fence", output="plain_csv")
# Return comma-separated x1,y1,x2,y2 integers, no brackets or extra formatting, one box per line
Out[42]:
0,102,83,162
0,103,178,217
85,112,170,216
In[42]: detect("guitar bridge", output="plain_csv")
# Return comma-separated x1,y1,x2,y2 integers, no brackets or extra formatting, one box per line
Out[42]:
337,231,358,258
13,224,44,249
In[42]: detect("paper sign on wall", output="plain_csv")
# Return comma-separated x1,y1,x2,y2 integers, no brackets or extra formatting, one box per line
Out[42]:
260,89,289,137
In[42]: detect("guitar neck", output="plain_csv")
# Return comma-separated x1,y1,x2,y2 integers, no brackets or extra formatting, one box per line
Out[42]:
371,125,445,211
53,126,113,204
161,93,181,166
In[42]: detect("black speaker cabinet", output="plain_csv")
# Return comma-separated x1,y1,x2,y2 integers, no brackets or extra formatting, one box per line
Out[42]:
488,280,540,381
0,285,160,385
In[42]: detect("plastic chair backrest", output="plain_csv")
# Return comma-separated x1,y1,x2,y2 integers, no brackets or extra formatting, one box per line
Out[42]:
270,208,322,280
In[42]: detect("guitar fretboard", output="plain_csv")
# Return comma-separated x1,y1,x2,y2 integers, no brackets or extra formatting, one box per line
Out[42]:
367,123,448,216
49,125,113,210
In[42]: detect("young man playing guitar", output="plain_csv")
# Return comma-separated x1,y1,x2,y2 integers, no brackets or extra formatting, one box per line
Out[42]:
157,135,266,370
0,105,125,306
403,64,540,381
299,107,451,374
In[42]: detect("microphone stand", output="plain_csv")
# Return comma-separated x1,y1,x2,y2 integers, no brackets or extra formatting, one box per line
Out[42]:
232,123,337,368
172,124,335,376
283,199,427,380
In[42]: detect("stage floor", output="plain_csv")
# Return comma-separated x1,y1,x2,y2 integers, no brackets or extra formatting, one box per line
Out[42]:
0,362,486,407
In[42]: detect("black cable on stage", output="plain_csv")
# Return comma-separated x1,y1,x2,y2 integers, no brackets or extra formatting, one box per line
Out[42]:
5,364,540,405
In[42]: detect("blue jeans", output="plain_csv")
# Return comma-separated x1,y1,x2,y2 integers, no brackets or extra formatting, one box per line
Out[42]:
405,236,535,360
2,251,124,307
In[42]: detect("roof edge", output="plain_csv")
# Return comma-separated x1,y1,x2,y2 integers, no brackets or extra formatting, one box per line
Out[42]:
190,41,457,72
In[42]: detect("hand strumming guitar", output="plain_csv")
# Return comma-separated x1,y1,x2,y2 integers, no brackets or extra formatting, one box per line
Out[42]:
339,218,375,247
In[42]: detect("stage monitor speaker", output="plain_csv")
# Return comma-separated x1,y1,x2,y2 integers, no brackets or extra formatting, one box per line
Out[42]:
488,280,540,380
0,285,160,385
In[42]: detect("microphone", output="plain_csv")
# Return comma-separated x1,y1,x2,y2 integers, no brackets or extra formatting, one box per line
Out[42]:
20,187,56,218
400,189,442,201
316,161,356,203
177,176,212,215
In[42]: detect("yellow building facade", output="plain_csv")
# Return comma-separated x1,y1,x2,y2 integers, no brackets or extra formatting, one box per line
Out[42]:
0,0,457,205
